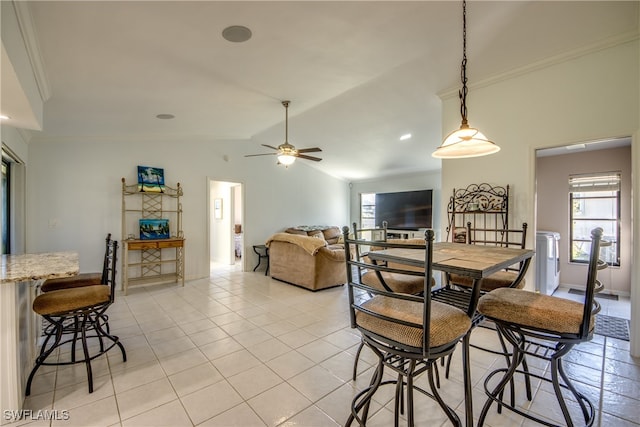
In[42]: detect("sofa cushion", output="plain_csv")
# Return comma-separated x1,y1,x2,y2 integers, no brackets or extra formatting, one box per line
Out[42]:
285,228,308,236
309,230,326,241
322,227,341,245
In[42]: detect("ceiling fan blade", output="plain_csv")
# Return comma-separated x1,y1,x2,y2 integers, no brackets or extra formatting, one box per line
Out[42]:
244,153,278,157
296,154,322,162
297,147,322,153
261,144,280,151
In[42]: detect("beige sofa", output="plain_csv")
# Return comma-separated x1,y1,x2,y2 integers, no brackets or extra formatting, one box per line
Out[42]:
266,226,346,291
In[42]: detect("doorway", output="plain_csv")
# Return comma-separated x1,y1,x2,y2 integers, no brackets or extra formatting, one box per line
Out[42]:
208,179,244,273
535,137,632,320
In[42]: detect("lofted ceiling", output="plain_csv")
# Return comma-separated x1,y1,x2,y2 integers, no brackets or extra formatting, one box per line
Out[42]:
2,1,638,180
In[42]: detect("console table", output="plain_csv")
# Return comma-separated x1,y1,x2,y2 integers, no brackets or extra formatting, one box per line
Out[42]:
0,252,79,424
122,237,185,295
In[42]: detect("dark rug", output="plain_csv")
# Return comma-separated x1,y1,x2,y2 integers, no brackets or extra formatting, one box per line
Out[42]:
595,314,630,341
568,288,618,300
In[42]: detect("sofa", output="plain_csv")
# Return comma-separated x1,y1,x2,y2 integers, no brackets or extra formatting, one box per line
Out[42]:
266,226,346,291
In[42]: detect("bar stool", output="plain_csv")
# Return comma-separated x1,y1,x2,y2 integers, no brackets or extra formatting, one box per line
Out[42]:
26,238,126,395
343,227,472,426
477,227,607,426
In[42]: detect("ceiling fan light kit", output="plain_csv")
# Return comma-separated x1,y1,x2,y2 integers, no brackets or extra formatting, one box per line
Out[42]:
245,100,323,167
433,0,500,159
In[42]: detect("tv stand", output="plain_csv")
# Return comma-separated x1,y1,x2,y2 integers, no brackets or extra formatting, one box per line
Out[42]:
387,229,427,239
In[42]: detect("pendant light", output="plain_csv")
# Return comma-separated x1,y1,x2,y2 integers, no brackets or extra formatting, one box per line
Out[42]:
432,0,499,159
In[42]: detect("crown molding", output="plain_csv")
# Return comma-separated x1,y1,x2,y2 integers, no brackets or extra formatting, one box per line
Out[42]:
439,30,640,100
12,1,51,102
27,134,251,145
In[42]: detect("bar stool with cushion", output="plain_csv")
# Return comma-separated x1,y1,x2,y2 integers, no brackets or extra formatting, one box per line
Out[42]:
26,238,126,395
344,227,472,426
348,224,429,380
447,222,528,291
435,222,531,403
40,233,113,292
477,227,607,426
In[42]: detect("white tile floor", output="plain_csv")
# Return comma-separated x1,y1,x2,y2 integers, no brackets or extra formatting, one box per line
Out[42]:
12,265,640,427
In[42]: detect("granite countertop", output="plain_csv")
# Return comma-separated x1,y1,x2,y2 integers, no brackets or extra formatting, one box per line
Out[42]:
0,251,79,283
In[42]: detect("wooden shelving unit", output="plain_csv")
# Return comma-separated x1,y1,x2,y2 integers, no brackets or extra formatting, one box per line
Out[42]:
121,178,185,295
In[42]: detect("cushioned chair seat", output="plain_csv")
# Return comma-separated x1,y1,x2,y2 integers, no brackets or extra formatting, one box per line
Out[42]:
40,273,103,292
357,296,471,348
33,285,111,316
361,271,426,295
449,271,525,291
478,288,594,335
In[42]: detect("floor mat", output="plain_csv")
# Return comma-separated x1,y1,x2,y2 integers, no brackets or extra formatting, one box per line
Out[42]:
595,314,630,341
568,288,618,300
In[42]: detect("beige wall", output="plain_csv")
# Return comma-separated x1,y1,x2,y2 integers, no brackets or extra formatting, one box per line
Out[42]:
536,146,632,295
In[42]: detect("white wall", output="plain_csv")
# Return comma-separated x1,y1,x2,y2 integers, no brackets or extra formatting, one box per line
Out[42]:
441,41,639,352
349,170,442,239
25,138,350,281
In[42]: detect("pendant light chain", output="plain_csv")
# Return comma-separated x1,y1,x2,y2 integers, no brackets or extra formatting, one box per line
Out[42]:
432,0,499,158
459,0,468,126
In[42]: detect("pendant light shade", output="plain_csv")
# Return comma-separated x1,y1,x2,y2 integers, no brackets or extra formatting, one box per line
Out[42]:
435,123,500,159
433,0,499,159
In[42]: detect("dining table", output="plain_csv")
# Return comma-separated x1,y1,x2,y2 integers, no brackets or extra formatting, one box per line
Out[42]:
0,251,79,424
367,242,535,427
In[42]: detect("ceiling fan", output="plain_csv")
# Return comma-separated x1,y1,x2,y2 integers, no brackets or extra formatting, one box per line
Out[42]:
245,100,322,166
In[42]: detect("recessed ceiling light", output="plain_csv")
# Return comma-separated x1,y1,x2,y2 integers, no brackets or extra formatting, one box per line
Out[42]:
222,25,252,43
400,133,412,141
0,114,10,120
156,114,175,120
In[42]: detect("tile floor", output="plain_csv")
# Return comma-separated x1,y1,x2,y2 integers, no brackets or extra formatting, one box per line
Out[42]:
11,265,639,427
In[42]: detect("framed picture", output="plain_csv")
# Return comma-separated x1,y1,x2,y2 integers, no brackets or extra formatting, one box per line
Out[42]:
139,219,170,240
214,198,223,219
137,166,165,193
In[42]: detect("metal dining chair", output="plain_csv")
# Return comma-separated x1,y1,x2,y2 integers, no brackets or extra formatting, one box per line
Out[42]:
347,223,430,381
434,222,533,408
477,227,607,426
344,227,471,426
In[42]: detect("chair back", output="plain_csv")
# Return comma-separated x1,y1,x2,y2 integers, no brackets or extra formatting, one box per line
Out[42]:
578,227,607,339
103,237,119,303
344,227,464,358
466,221,527,248
470,222,528,287
100,233,113,283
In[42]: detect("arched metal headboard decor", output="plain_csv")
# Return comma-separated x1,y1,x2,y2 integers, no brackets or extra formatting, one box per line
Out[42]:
446,183,509,243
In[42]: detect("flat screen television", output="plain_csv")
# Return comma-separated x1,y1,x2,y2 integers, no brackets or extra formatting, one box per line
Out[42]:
375,189,433,230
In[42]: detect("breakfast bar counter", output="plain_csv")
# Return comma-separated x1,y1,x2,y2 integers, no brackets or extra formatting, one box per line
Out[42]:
1,252,79,424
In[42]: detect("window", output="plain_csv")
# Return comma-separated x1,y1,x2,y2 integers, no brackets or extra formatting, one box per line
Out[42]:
569,172,620,266
360,193,375,229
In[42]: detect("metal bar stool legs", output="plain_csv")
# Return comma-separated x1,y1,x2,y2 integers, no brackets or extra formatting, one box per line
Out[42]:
26,308,127,395
478,325,595,427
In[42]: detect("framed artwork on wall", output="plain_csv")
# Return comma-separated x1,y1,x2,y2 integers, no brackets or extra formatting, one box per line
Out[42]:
214,198,223,219
137,166,165,192
139,219,170,240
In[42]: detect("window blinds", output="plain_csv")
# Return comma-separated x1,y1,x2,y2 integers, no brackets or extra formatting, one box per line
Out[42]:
569,172,621,193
